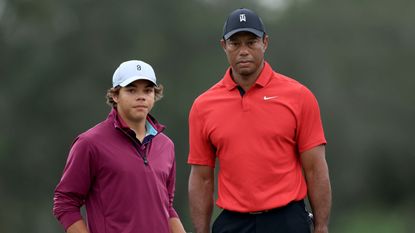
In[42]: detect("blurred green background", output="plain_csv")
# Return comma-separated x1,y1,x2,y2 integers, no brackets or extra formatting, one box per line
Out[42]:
1,0,414,232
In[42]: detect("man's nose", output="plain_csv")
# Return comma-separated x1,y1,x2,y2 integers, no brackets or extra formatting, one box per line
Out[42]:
238,43,250,55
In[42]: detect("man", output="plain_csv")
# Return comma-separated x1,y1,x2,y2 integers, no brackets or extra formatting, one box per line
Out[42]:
53,60,186,233
188,8,331,233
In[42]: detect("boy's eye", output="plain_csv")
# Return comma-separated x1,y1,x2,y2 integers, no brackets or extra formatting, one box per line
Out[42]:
145,88,154,93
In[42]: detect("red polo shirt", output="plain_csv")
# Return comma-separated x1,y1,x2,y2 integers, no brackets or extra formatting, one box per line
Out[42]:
188,62,326,212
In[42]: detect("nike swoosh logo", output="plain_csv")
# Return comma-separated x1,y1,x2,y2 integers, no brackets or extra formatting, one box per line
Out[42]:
263,96,278,100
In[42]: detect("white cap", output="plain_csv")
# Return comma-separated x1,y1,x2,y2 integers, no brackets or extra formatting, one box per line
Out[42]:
112,60,157,87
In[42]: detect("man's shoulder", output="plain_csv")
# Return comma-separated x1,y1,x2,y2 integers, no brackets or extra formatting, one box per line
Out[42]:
269,72,320,107
272,71,302,86
193,81,227,105
271,71,314,93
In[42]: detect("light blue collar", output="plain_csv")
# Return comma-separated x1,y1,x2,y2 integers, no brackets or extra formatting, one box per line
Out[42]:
145,120,157,136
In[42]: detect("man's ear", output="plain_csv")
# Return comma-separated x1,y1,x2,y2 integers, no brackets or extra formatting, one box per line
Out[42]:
262,35,269,52
220,39,227,52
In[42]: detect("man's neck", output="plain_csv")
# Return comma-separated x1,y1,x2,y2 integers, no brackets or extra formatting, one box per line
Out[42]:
233,75,257,91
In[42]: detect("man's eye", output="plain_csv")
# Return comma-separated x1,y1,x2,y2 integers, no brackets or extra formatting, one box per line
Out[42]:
248,40,259,46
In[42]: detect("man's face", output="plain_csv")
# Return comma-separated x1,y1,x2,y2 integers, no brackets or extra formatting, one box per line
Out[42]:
114,79,155,124
221,31,268,77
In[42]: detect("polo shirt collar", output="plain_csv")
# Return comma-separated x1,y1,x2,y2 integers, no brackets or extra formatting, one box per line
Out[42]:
221,61,273,91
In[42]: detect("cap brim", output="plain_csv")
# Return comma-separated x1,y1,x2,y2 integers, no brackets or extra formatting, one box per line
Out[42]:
117,76,157,87
224,28,264,40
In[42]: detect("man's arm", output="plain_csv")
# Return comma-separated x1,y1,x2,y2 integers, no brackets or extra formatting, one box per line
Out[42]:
188,165,214,233
301,145,331,233
66,220,89,233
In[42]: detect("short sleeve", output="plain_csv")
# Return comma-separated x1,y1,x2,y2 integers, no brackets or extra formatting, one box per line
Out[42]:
296,86,327,153
187,101,216,167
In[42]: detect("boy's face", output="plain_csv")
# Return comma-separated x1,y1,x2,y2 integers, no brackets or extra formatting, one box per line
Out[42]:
114,79,155,124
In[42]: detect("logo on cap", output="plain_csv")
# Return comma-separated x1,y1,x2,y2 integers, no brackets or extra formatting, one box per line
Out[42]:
137,65,141,71
223,8,265,40
239,14,246,22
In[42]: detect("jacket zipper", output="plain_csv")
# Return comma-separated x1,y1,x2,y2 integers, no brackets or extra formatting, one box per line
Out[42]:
116,127,149,166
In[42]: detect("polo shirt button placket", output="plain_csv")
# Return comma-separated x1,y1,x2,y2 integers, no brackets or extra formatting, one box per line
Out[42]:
242,93,251,112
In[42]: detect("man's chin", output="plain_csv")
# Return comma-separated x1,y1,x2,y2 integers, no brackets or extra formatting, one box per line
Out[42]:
237,68,255,76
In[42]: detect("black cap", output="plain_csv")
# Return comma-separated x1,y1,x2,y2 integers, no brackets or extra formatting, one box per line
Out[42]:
223,8,265,40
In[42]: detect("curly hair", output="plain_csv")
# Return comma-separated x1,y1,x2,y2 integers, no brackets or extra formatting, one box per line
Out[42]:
106,84,164,107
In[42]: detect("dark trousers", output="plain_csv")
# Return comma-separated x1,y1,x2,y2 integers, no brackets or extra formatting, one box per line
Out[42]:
212,201,311,233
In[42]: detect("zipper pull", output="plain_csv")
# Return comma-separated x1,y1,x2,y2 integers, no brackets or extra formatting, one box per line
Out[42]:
143,157,149,166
